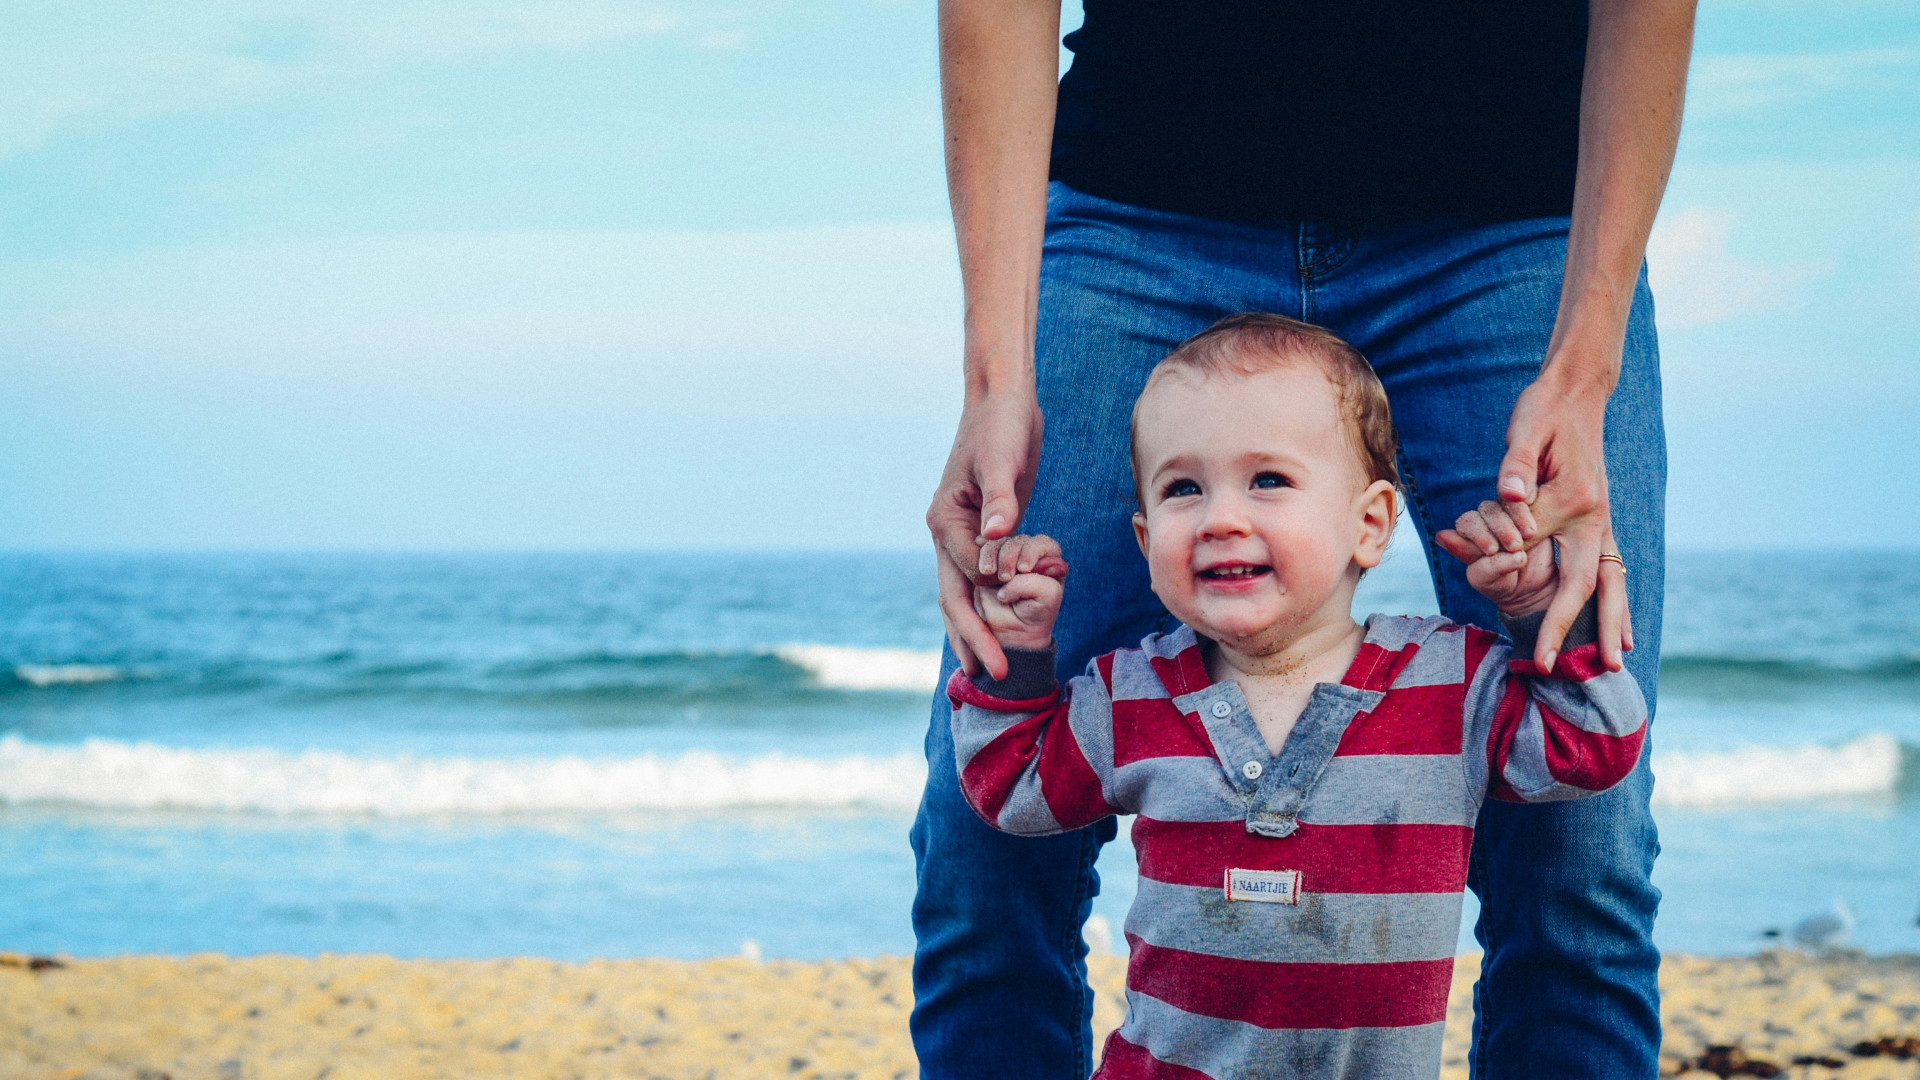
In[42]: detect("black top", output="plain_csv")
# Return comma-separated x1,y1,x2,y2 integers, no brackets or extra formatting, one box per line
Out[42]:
1050,0,1589,225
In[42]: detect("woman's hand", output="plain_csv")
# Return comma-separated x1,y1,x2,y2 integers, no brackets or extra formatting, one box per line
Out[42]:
1498,370,1632,673
1440,366,1632,673
928,387,1046,679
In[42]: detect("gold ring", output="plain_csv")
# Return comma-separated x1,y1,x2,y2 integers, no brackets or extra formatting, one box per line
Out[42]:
1598,552,1625,574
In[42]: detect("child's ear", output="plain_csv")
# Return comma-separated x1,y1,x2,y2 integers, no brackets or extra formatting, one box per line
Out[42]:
1132,511,1151,558
1353,480,1397,570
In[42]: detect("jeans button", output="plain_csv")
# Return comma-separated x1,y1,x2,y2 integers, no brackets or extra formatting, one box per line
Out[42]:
1210,701,1233,719
1242,760,1264,780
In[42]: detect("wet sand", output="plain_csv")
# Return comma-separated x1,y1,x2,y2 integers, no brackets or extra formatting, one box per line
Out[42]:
4,950,1918,1079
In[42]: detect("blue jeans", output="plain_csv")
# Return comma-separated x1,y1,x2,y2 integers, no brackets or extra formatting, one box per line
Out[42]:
910,183,1666,1079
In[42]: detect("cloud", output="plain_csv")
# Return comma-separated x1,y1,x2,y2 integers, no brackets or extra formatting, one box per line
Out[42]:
0,0,700,158
1908,212,1920,297
0,219,969,549
0,222,963,382
1687,47,1920,119
1646,207,1832,329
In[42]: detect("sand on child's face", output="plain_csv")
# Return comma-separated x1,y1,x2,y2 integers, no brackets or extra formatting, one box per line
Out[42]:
1131,363,1386,656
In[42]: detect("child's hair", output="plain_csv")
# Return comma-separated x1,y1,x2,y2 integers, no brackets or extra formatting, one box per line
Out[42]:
1129,312,1400,503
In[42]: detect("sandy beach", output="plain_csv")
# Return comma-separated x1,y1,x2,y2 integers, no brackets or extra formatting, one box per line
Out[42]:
5,949,1919,1079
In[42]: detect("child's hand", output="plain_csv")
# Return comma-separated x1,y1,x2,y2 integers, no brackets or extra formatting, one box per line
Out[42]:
1439,501,1558,617
972,534,1067,652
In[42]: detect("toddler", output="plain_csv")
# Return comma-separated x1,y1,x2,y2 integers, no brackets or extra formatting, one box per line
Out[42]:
948,313,1647,1080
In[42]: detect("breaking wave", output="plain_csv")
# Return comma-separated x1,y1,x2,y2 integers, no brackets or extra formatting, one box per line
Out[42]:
1651,733,1914,807
0,736,927,816
11,664,129,687
773,645,940,692
1,645,941,704
2,730,1907,817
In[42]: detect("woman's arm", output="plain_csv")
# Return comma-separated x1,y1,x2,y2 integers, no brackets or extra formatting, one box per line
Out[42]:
1490,0,1697,672
926,0,1061,679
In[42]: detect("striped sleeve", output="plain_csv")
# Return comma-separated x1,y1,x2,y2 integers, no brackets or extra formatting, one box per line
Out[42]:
946,647,1124,835
1464,601,1649,804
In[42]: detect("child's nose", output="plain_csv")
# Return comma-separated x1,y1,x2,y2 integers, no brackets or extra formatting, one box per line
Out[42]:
1197,495,1253,540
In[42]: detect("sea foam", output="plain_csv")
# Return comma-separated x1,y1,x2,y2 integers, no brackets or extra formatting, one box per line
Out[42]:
0,736,926,816
1651,733,1911,807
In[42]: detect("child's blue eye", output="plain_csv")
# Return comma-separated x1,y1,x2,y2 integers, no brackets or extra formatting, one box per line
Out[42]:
1252,472,1291,490
1162,479,1202,499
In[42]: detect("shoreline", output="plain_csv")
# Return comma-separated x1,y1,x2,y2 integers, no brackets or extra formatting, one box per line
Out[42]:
5,951,1919,1079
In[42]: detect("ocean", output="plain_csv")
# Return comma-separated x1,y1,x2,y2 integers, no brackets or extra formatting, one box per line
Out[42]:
2,548,1916,961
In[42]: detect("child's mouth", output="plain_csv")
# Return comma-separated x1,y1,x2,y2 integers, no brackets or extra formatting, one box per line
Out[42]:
1197,564,1272,582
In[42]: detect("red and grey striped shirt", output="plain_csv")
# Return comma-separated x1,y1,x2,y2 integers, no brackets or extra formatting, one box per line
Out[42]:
947,611,1647,1080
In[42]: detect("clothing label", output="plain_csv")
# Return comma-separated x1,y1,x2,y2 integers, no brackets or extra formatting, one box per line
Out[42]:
1224,867,1301,904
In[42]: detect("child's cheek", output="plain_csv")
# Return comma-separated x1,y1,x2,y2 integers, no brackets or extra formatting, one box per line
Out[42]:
1145,541,1192,615
1147,549,1182,603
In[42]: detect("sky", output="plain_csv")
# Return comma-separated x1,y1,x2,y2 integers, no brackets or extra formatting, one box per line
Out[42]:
1,0,1916,551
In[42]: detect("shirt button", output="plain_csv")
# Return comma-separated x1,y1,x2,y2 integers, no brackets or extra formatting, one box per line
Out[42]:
1210,701,1233,718
1242,760,1264,780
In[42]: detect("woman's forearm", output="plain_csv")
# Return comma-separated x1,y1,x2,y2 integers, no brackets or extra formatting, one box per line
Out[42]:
1544,0,1697,398
1493,0,1694,666
940,0,1061,401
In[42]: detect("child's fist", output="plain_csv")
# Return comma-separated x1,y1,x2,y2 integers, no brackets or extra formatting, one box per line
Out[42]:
972,534,1066,651
1438,500,1558,617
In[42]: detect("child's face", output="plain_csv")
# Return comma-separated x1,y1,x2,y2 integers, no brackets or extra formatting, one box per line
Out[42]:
1131,361,1396,657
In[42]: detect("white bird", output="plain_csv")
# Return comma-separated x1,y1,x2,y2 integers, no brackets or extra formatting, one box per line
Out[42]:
1083,914,1114,956
1790,899,1854,951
